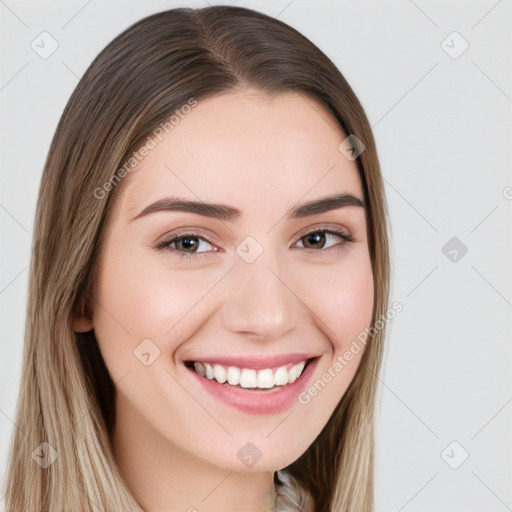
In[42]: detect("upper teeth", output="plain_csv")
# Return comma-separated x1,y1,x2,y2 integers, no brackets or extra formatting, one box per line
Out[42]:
193,361,307,389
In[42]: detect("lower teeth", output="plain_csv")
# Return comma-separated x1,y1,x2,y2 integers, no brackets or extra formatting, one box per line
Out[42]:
222,381,285,390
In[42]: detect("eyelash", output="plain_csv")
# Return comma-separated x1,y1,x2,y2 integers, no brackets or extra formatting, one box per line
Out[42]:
153,226,353,260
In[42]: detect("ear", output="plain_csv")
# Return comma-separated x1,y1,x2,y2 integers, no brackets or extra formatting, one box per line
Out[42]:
72,298,94,333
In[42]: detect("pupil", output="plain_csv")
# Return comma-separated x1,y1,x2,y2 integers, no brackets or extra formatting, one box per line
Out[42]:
178,236,197,252
304,232,325,249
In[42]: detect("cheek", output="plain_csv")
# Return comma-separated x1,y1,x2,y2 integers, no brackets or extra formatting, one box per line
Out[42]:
92,240,228,378
308,252,374,352
292,254,374,430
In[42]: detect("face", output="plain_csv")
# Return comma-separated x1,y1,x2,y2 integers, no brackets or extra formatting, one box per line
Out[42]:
80,89,374,472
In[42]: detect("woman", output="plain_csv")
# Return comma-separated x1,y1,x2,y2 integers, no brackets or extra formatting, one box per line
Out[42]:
3,5,390,511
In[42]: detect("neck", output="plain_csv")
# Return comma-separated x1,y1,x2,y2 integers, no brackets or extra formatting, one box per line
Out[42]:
112,393,275,512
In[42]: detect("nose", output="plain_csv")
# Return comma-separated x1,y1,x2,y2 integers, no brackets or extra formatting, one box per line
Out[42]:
221,250,302,341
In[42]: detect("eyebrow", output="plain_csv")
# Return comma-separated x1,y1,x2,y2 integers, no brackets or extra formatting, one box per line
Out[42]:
130,193,365,222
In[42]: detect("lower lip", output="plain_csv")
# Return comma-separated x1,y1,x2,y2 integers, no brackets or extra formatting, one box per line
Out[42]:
186,358,318,415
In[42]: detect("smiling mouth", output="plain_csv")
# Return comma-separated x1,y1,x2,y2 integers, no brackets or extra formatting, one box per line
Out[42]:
184,358,315,391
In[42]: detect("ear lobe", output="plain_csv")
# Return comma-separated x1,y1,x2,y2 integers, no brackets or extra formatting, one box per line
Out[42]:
72,299,94,333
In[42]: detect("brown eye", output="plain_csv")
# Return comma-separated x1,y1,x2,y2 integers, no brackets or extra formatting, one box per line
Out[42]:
174,236,201,253
296,229,351,251
302,232,327,249
154,232,216,259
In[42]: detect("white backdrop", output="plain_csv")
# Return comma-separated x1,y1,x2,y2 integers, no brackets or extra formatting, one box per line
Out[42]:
1,1,511,510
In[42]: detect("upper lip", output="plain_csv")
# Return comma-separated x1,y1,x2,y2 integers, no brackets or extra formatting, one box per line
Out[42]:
184,353,318,370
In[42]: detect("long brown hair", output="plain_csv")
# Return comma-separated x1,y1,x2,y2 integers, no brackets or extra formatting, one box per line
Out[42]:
3,6,390,511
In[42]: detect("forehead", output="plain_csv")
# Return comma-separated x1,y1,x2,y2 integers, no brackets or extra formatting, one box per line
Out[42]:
120,89,363,218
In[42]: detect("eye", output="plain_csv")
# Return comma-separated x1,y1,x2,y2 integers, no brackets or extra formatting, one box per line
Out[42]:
293,227,352,253
153,231,216,259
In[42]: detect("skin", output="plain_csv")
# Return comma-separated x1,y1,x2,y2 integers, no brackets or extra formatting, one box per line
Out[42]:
74,88,374,512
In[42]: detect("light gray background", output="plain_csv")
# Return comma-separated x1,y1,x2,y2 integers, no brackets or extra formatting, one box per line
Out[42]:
1,1,511,510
